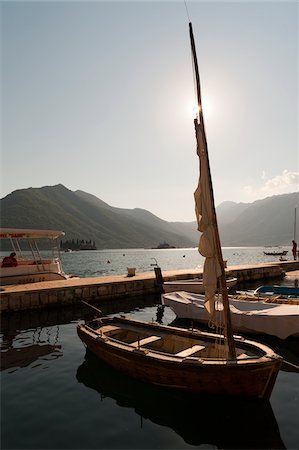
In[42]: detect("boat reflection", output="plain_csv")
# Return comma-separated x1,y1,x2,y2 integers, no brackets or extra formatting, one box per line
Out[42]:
1,343,62,371
77,350,285,449
1,324,62,371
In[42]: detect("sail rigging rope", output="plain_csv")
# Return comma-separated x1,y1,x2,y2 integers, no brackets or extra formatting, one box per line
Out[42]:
207,293,229,358
183,0,191,22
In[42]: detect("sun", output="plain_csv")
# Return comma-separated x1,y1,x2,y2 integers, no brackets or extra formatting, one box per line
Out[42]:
187,96,213,119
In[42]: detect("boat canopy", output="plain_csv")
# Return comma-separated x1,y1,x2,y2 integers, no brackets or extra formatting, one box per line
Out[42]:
0,228,65,240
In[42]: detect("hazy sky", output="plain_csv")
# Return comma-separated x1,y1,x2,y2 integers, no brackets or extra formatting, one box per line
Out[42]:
2,1,298,221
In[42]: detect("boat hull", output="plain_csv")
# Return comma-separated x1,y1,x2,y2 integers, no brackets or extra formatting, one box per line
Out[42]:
162,291,299,339
254,285,299,297
163,277,237,294
77,317,281,400
0,259,68,285
0,271,68,285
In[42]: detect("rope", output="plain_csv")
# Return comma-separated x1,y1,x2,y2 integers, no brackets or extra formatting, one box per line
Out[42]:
283,360,299,370
207,293,228,358
184,0,191,22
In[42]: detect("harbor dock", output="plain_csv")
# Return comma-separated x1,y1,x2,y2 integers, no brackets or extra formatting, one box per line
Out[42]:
1,260,298,313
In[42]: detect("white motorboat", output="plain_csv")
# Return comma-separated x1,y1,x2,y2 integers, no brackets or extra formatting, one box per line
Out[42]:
163,277,237,294
0,228,74,285
162,291,299,339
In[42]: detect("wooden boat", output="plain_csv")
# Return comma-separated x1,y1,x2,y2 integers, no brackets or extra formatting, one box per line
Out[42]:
163,277,237,294
78,22,282,399
162,291,299,339
0,228,74,285
77,316,281,399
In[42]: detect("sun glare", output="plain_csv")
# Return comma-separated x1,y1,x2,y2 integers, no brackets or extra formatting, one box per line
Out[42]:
187,96,213,119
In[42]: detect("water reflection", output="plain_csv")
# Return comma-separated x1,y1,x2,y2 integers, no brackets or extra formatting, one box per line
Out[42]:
1,343,62,371
77,350,285,449
1,324,62,371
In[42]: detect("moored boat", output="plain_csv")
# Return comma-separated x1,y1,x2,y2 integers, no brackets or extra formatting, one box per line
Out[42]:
254,285,299,298
162,291,299,339
264,250,288,256
77,315,281,399
0,228,75,285
163,277,237,294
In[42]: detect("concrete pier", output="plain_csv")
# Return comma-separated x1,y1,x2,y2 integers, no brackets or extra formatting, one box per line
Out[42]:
1,260,298,313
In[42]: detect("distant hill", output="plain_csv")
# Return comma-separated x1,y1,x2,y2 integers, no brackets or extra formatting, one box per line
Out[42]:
0,184,195,249
0,185,298,248
217,192,299,246
216,201,249,225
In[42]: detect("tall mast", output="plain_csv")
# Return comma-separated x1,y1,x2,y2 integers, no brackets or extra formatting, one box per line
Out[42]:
294,207,297,242
189,22,236,359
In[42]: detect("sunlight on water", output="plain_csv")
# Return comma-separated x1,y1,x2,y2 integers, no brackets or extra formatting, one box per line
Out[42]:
0,246,293,279
60,246,293,278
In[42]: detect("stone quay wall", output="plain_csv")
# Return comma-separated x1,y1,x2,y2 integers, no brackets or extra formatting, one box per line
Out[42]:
1,260,298,313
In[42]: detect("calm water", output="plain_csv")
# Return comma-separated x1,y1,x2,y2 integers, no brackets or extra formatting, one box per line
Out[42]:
0,246,293,278
1,247,298,449
1,294,299,449
59,246,294,278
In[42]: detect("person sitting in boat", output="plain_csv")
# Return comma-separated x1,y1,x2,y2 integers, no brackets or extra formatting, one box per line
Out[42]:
292,240,297,261
1,252,18,267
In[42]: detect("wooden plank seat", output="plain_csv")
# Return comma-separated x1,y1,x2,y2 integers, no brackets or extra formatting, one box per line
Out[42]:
175,344,205,357
130,335,162,348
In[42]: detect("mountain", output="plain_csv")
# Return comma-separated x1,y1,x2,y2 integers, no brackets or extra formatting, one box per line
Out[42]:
0,184,196,249
217,192,299,246
0,185,298,248
216,201,249,225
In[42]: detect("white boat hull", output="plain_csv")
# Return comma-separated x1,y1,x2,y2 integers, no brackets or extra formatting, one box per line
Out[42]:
0,259,68,285
162,291,299,339
163,277,237,294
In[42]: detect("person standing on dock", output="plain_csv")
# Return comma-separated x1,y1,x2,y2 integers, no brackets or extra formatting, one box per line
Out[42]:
292,240,297,260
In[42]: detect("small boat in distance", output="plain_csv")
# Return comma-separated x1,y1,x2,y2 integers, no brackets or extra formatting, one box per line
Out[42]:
264,250,288,256
153,242,176,249
0,228,75,285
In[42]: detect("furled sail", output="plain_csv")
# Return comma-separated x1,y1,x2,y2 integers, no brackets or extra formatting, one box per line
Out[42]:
189,21,236,358
194,120,221,316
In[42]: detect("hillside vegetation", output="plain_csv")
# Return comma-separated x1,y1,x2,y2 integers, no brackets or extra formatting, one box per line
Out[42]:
0,185,195,249
1,185,298,248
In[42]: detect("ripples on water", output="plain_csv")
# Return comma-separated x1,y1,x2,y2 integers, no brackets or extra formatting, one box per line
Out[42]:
1,294,299,449
60,246,294,278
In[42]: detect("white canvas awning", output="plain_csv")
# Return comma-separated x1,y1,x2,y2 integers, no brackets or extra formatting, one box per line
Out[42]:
0,228,65,240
